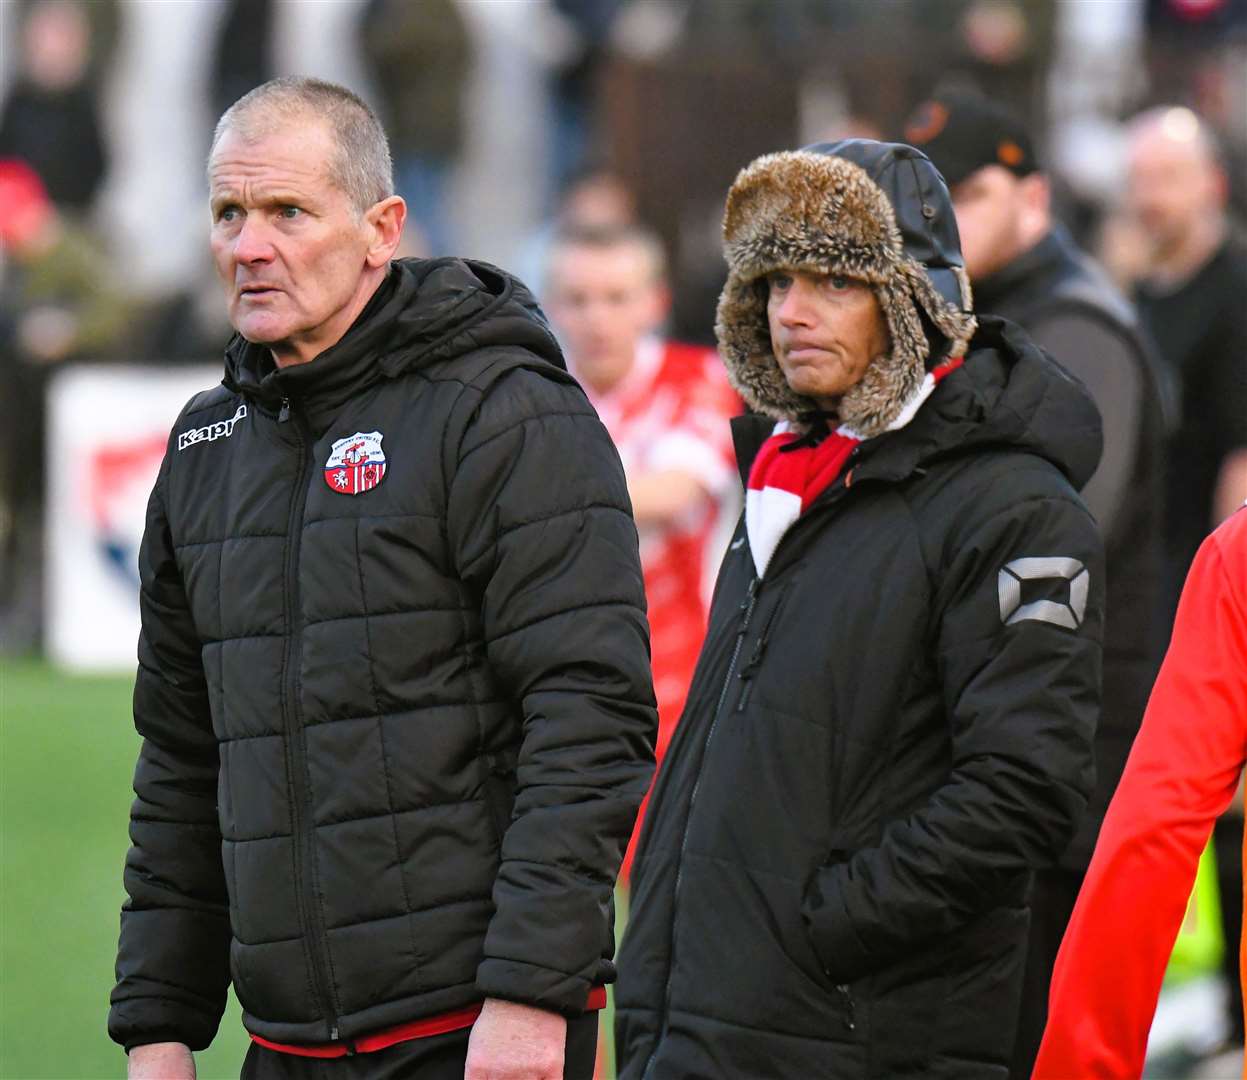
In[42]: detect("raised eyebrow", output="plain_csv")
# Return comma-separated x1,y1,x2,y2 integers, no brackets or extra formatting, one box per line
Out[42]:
209,190,306,212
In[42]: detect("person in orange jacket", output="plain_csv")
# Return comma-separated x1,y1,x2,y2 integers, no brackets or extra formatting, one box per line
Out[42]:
1034,503,1247,1079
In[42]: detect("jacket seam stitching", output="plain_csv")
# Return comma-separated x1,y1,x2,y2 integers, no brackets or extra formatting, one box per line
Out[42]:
217,700,510,741
458,408,599,464
302,607,472,628
485,599,639,645
479,953,594,980
173,533,284,550
493,503,631,543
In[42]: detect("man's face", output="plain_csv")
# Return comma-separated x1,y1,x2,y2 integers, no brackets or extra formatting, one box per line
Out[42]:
949,164,1036,282
544,243,666,393
209,123,377,364
1127,127,1221,254
766,270,889,410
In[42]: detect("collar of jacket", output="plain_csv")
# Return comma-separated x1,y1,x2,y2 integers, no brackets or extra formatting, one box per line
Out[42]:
975,223,1141,338
973,228,1069,314
731,314,1102,496
220,257,565,431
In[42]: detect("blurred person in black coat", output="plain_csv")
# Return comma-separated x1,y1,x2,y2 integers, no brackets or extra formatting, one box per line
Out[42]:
0,0,115,213
358,0,471,255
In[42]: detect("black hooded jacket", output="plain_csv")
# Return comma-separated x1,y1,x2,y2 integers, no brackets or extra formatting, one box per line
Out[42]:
108,258,657,1052
614,317,1104,1079
973,225,1165,869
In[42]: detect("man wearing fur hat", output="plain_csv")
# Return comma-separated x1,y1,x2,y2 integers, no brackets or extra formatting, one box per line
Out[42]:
614,140,1105,1078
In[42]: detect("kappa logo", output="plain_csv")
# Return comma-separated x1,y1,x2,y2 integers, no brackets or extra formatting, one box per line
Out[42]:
998,557,1089,630
177,404,247,451
324,431,387,495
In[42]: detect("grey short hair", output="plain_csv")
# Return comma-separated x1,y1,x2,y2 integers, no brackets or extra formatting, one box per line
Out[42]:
210,77,394,215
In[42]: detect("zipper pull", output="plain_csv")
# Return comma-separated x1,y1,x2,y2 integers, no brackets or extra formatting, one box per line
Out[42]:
278,397,291,423
835,984,856,1030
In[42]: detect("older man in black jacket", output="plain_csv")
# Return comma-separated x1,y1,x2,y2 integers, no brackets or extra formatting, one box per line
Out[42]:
109,77,656,1080
614,140,1104,1078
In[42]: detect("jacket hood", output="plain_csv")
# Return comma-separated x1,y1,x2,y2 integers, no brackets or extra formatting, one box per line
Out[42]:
865,314,1102,490
716,141,977,437
222,257,564,413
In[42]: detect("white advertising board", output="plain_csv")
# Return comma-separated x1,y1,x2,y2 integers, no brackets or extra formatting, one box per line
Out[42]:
46,364,220,672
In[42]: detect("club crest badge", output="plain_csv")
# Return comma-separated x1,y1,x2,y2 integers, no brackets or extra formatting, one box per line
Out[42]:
324,431,387,495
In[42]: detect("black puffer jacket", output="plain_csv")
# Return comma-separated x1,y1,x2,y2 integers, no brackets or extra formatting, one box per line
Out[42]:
109,258,657,1051
974,226,1165,868
615,318,1104,1079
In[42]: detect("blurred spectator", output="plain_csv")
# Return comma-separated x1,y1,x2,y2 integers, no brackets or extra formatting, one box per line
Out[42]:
905,91,1168,1079
1127,105,1247,1049
0,0,116,213
542,223,739,875
131,260,235,366
1127,107,1247,610
358,0,472,255
0,158,134,651
209,0,275,121
544,0,625,194
516,163,638,291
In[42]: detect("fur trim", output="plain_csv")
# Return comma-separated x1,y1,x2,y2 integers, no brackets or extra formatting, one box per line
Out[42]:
715,150,977,435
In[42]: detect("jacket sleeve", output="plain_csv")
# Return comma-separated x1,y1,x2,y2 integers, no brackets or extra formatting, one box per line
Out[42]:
802,484,1104,983
108,450,232,1052
445,365,658,1014
1033,511,1247,1080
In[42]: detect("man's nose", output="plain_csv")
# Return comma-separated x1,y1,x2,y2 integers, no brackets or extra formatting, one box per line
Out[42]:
776,281,814,326
233,214,277,265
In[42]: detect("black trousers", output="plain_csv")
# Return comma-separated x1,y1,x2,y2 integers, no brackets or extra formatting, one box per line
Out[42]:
1010,867,1084,1079
1214,812,1245,1044
240,1013,599,1080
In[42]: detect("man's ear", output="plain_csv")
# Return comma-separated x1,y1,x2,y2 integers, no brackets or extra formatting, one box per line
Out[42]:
1020,173,1050,217
648,281,672,331
1018,173,1051,238
365,196,407,268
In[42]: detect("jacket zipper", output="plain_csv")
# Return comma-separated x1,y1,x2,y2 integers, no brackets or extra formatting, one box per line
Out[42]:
644,576,760,1080
734,582,790,713
278,396,344,1040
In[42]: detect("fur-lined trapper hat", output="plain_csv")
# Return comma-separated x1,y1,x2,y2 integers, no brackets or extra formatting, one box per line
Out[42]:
716,139,977,436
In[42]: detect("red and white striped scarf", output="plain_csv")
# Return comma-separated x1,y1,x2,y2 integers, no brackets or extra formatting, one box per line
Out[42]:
745,357,963,578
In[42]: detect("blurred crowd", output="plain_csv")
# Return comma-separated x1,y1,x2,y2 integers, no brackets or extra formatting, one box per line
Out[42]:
1,0,1245,1072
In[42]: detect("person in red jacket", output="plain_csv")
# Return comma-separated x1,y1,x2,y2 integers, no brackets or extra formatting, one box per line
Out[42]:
1034,503,1247,1079
542,223,740,876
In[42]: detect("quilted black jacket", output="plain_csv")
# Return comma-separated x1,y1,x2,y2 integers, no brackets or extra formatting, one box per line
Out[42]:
615,318,1105,1079
108,258,657,1051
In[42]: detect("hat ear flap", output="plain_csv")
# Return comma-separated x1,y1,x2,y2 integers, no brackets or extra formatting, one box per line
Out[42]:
835,279,927,438
901,259,978,360
714,273,811,420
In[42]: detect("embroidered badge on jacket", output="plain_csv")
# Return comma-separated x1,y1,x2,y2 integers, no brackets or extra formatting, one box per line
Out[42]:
324,431,387,495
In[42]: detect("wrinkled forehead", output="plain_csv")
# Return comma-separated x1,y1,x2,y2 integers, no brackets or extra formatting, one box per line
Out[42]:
208,114,338,189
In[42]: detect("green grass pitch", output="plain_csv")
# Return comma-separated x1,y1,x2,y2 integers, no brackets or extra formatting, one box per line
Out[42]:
0,658,621,1079
0,658,249,1079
